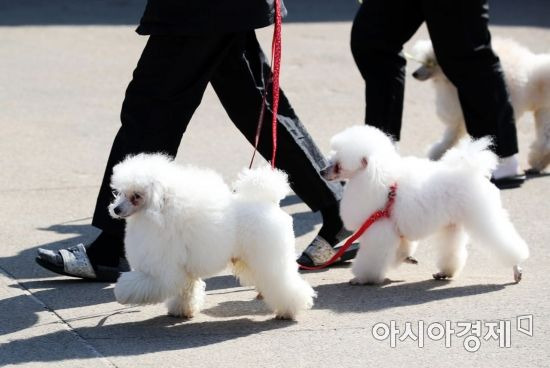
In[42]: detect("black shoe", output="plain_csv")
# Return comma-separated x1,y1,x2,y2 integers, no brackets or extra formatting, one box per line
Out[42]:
491,174,526,189
35,244,129,282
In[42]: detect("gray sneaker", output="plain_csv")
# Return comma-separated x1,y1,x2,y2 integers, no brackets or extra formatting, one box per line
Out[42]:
297,228,358,269
36,244,129,282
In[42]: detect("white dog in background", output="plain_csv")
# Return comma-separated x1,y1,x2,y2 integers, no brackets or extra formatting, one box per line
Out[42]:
109,153,314,320
322,125,529,285
411,38,550,172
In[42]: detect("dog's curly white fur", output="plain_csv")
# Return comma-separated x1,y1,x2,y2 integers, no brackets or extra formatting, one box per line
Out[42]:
411,38,550,171
109,154,315,320
323,125,529,285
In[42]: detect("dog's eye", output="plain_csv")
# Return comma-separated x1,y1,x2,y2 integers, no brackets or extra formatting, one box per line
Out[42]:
130,193,142,205
334,163,341,174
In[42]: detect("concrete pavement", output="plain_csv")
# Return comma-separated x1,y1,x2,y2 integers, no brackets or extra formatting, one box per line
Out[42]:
1,1,549,367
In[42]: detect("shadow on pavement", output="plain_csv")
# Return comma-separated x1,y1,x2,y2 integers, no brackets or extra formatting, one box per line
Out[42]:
0,280,116,335
314,279,508,313
0,0,547,27
201,299,271,318
0,278,512,365
0,273,264,336
0,316,293,365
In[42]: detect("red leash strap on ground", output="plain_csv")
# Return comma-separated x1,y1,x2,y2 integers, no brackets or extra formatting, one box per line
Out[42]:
299,184,398,271
249,0,282,169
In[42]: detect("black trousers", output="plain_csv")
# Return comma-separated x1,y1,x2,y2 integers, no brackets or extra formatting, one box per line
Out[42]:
91,31,342,255
350,0,519,157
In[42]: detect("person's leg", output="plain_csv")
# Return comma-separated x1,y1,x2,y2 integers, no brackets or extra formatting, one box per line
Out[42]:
350,0,423,139
211,33,341,213
37,34,240,279
210,32,349,266
423,0,519,159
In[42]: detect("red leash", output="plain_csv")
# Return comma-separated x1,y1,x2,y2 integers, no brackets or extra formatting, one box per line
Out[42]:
249,0,282,169
299,184,398,270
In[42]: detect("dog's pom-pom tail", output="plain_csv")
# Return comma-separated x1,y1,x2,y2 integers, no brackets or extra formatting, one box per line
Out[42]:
475,200,530,262
469,214,530,267
464,193,529,267
232,166,290,203
441,136,498,178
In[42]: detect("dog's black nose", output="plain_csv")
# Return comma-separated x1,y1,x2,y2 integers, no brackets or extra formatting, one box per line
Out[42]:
412,71,419,78
113,206,122,215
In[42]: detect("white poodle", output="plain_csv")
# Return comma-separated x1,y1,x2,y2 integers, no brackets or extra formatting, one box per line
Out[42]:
321,125,529,285
411,38,550,172
108,153,315,320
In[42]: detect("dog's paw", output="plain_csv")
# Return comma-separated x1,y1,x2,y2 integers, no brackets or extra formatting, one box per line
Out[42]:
350,274,387,285
432,272,451,280
167,303,195,319
513,265,523,283
404,256,418,265
167,310,194,319
349,277,384,286
275,313,294,321
349,277,366,286
166,297,197,319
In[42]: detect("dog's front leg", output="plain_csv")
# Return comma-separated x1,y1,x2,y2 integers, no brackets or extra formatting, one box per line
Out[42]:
350,221,401,285
166,278,206,318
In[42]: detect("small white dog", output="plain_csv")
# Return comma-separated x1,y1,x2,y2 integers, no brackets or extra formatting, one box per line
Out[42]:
322,125,529,285
109,153,314,320
411,38,550,171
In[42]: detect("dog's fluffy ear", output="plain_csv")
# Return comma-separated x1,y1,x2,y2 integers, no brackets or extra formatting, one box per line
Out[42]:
363,155,395,186
145,182,166,226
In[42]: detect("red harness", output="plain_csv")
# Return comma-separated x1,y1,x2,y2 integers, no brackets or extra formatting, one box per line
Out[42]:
299,184,398,270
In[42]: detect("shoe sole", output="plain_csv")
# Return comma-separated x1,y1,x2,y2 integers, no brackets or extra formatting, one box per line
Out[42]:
491,175,526,189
